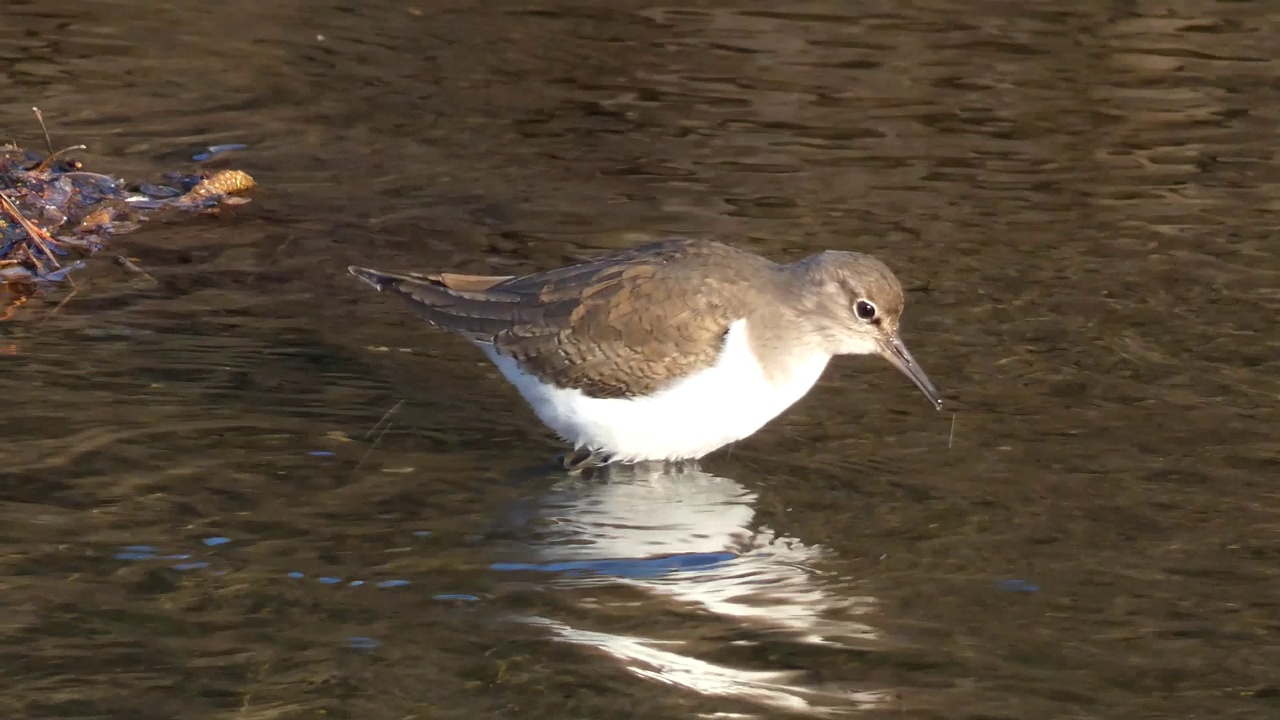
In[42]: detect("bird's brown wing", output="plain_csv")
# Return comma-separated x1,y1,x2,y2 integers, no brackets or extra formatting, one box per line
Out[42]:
349,239,773,398
348,266,524,339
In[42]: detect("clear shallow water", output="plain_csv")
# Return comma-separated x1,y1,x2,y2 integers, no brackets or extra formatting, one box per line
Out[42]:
2,1,1278,718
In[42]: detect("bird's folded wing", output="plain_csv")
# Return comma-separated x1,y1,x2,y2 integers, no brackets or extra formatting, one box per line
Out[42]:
351,240,767,398
491,257,749,398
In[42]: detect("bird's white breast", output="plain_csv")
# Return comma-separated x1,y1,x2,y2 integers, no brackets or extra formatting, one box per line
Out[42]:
480,318,831,462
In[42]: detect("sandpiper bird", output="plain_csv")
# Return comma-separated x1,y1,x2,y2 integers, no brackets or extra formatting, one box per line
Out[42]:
349,238,942,468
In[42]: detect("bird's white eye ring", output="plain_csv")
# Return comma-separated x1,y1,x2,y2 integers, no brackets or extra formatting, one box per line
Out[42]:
855,299,877,321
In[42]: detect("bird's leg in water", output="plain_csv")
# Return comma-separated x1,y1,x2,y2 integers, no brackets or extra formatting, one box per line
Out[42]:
554,448,606,472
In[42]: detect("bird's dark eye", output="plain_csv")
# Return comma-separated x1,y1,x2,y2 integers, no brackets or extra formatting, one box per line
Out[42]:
855,299,877,321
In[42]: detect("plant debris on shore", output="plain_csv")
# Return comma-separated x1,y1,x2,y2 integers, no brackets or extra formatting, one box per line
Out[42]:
1,108,256,319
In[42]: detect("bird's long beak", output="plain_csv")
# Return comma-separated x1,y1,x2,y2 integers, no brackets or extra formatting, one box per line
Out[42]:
879,335,943,410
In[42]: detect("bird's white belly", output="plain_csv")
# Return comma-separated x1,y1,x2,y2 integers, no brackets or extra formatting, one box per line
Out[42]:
480,319,830,462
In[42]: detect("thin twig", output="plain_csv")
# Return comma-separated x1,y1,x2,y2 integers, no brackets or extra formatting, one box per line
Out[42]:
114,255,158,285
354,399,405,471
0,193,61,270
18,243,42,273
948,413,956,450
363,399,404,440
46,287,78,317
32,107,52,154
32,145,87,174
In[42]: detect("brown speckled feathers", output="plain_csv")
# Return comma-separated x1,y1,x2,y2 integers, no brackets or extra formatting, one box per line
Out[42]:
349,239,780,398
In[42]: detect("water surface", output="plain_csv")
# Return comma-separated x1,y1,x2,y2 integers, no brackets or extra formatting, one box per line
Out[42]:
2,1,1278,718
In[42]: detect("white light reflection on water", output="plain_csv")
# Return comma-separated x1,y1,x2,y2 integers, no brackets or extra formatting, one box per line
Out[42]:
493,464,890,716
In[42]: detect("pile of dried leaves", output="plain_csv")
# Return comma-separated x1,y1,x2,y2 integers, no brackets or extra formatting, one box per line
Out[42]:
1,109,256,319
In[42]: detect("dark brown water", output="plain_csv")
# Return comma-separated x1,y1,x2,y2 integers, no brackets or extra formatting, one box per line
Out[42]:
3,1,1278,718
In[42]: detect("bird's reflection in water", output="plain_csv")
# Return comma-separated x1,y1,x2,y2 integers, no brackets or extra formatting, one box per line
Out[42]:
493,462,891,716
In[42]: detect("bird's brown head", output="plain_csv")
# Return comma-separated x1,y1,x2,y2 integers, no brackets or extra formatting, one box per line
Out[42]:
793,251,943,410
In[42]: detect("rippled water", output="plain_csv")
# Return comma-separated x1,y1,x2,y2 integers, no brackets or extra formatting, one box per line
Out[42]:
2,1,1278,718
